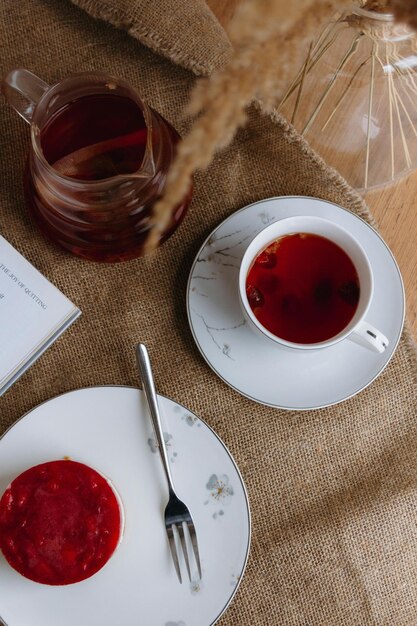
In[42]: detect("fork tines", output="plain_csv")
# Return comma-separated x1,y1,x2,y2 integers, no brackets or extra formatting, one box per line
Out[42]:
167,520,201,584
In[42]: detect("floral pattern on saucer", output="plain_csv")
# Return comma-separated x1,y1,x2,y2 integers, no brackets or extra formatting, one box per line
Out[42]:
188,210,275,362
173,405,202,428
230,573,241,588
187,196,405,410
147,432,177,463
205,474,234,519
181,413,201,427
190,577,204,595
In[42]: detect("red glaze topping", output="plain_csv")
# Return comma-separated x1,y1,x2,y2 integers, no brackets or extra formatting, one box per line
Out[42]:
0,460,122,585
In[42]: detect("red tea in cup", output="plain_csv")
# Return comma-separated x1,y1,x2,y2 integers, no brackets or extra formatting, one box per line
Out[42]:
246,233,360,344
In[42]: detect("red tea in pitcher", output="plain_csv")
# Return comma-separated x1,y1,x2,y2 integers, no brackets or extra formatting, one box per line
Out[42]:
18,71,191,262
246,233,360,344
41,94,148,180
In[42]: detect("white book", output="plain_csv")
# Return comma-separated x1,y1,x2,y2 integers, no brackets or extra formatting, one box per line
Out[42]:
0,236,80,396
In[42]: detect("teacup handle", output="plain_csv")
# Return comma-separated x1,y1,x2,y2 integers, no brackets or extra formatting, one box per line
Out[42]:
349,320,389,353
2,69,49,124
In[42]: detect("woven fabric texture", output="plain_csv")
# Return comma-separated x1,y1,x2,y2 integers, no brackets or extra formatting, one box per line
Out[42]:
0,1,416,624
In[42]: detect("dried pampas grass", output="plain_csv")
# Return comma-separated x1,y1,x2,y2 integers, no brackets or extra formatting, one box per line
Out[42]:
145,0,417,253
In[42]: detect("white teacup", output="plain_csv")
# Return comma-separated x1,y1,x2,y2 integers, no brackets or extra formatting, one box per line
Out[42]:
239,216,389,353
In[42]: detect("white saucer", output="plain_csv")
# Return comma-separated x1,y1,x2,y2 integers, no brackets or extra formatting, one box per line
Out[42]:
187,196,405,410
0,387,250,626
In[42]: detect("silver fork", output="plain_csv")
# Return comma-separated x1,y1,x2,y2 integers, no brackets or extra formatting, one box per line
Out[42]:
136,344,202,584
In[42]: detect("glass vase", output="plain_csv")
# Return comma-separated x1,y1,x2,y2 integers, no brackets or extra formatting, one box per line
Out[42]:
278,3,417,191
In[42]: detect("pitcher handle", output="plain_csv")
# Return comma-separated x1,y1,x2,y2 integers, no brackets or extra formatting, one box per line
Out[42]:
1,69,49,124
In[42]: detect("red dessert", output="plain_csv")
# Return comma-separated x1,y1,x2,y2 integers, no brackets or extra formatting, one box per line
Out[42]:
246,233,360,344
0,460,122,585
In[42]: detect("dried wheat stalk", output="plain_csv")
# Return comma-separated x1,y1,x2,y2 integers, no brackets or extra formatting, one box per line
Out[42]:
145,0,416,253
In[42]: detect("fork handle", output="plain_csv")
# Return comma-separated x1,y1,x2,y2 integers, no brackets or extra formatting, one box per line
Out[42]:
136,344,176,493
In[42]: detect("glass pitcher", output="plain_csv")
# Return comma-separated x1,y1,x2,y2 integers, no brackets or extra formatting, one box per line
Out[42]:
2,69,191,262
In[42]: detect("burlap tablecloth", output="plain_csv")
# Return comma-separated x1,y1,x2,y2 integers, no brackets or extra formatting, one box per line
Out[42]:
0,1,416,624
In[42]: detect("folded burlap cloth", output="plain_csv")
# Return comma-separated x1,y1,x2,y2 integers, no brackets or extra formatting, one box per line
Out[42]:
0,1,416,624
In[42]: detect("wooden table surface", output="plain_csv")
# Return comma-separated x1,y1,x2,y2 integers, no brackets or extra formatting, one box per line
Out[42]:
207,0,417,339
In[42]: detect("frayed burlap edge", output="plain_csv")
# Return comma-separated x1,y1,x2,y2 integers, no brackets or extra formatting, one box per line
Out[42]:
70,0,232,76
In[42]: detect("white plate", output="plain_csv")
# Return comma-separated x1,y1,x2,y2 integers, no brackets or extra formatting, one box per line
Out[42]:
187,196,405,410
0,387,251,626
